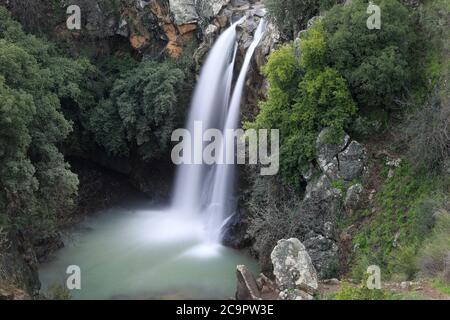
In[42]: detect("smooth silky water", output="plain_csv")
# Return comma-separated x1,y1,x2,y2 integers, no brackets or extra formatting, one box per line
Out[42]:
39,198,259,300
39,18,266,300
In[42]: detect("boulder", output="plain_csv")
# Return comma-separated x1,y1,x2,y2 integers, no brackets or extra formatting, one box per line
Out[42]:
338,141,368,181
316,128,367,182
271,238,318,294
303,233,339,276
316,128,350,179
296,174,342,277
169,0,199,25
196,0,229,21
236,265,261,300
298,175,341,237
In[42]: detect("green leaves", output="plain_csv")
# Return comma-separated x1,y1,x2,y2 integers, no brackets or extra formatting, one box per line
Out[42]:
0,6,83,240
89,60,186,161
247,23,356,187
323,0,417,111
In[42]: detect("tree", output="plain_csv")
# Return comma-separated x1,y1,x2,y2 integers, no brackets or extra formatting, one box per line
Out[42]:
246,23,357,186
322,0,417,111
0,7,92,240
89,60,186,160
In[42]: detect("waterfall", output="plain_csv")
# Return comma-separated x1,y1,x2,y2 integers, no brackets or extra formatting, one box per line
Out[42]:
206,20,268,242
172,19,241,212
172,18,267,244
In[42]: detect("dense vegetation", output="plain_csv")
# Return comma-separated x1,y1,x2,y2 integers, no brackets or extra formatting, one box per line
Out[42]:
0,7,91,240
252,0,449,287
249,0,418,186
0,5,191,245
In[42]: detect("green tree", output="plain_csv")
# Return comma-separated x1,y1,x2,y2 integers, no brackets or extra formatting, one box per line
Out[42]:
0,7,92,240
247,23,356,186
322,0,417,111
89,60,185,160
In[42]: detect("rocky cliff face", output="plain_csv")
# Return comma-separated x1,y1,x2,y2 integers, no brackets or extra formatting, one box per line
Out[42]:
0,230,40,298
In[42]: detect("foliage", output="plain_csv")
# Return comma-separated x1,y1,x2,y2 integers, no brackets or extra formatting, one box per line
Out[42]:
417,209,450,283
416,0,450,89
400,85,450,173
351,163,444,280
0,7,90,240
246,23,356,186
47,283,72,300
333,280,393,300
265,0,320,39
322,0,418,112
89,59,185,160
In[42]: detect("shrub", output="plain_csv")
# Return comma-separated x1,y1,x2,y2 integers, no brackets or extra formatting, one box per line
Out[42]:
247,23,356,186
89,59,185,160
322,0,418,112
47,283,72,300
400,85,450,173
0,7,90,240
417,209,450,283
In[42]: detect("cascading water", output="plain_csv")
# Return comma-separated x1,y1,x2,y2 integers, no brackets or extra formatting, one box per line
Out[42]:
172,18,267,243
172,19,241,212
206,20,268,242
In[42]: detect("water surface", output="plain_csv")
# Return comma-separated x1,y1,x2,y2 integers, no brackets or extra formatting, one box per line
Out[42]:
39,200,258,300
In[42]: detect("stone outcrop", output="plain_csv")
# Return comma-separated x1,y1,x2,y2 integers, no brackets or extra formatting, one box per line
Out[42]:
296,175,341,276
293,128,368,277
235,265,261,300
169,0,199,25
270,238,318,295
316,128,368,182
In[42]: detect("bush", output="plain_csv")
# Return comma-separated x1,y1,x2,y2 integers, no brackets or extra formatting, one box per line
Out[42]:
0,7,90,241
265,0,320,39
322,0,418,112
400,85,450,173
417,209,450,283
247,23,356,186
89,59,185,160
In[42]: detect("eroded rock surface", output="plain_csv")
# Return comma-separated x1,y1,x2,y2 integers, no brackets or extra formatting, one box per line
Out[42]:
271,238,318,294
316,128,368,182
236,265,261,300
